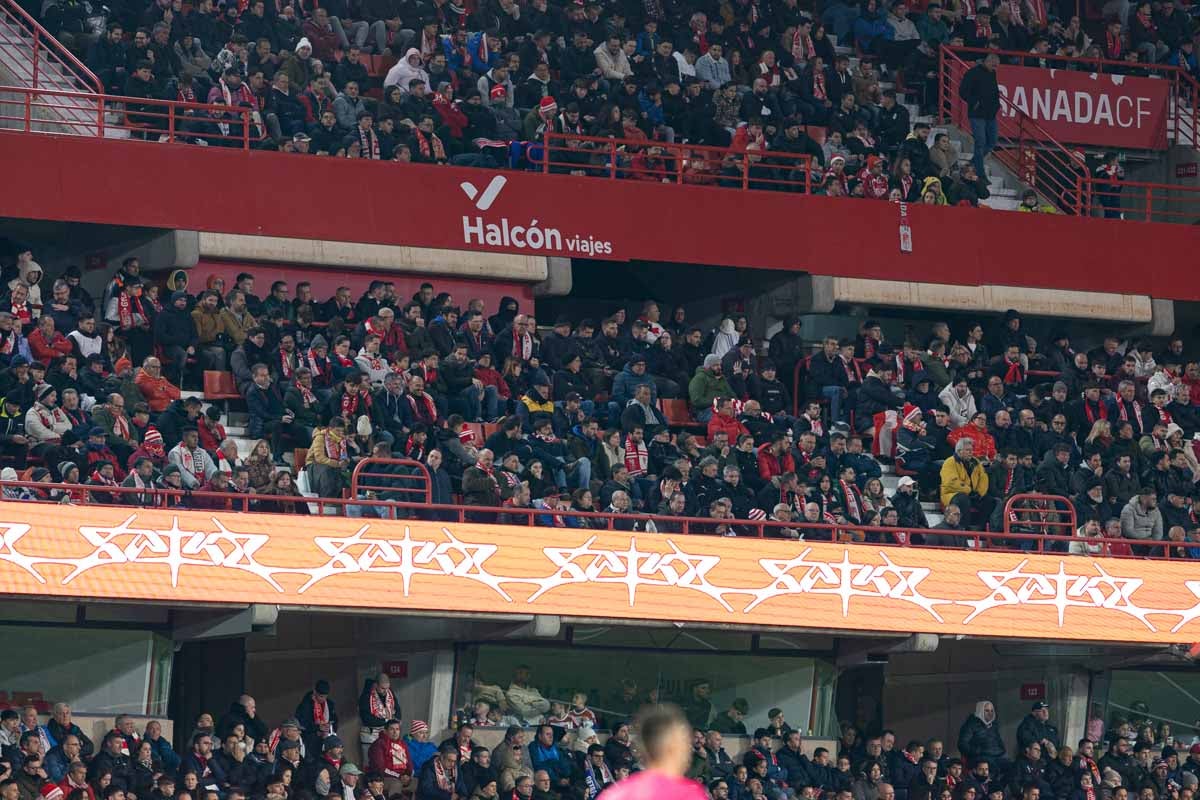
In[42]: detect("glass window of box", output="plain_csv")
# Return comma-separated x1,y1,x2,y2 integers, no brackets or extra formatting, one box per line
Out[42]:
453,638,837,737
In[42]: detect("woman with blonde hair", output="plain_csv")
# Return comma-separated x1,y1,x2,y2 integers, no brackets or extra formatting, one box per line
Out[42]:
245,438,276,492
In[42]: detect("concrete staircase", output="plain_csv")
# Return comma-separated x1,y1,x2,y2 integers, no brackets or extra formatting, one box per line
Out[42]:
833,41,1029,212
879,461,945,528
0,0,101,135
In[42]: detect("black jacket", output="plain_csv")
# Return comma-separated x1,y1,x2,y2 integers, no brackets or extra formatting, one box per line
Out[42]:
959,63,1001,119
154,306,198,349
957,714,1006,762
1034,453,1072,497
856,374,902,418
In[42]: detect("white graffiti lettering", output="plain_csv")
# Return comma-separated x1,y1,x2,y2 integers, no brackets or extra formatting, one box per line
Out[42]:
528,536,736,610
2,514,1200,637
959,560,1164,629
746,549,949,621
298,526,511,599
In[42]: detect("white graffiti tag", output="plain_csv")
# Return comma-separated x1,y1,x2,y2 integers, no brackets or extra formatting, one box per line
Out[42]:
959,560,1159,629
5,512,1200,637
527,537,736,610
0,522,45,582
67,515,293,589
745,549,949,620
298,526,511,598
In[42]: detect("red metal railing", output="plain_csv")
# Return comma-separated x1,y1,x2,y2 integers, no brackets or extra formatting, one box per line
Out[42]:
539,131,813,193
1084,178,1200,223
0,84,263,147
939,46,1090,215
0,479,1185,559
939,46,1200,222
943,45,1200,150
0,0,100,92
349,456,433,504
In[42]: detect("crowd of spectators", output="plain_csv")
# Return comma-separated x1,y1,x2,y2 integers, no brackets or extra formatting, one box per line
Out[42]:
1,243,1199,554
5,666,1199,800
24,0,1194,207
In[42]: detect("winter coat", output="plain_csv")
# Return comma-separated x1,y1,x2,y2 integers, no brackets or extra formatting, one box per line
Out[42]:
688,367,734,414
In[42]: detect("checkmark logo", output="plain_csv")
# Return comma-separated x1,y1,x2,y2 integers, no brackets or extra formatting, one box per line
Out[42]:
459,175,507,211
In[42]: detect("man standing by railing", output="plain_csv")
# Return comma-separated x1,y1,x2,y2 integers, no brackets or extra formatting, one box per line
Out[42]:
958,51,1000,182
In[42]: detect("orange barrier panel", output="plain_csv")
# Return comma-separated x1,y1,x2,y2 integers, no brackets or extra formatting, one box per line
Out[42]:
3,501,1200,644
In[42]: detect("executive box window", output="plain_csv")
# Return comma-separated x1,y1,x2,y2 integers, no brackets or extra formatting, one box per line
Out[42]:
453,635,837,736
0,625,173,715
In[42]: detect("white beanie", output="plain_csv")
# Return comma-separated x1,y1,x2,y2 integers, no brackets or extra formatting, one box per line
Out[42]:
296,37,312,53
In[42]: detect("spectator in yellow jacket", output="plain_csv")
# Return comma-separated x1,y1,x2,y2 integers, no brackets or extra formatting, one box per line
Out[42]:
940,437,991,527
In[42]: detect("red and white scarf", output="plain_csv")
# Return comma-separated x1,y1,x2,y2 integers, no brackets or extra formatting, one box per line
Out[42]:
433,757,456,792
279,349,295,379
510,328,533,361
840,479,862,521
110,411,131,440
811,70,826,100
369,688,396,722
407,392,438,424
176,445,206,481
117,291,145,330
304,349,325,377
356,125,381,159
324,430,348,461
11,302,30,327
412,128,445,161
792,29,815,61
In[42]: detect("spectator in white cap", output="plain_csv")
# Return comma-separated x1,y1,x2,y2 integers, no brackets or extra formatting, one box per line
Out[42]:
891,476,929,530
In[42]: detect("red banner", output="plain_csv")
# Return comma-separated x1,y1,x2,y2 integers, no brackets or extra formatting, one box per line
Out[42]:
952,63,1169,149
5,132,1200,300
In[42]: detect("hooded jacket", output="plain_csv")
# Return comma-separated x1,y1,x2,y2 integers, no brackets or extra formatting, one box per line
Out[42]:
385,48,431,93
937,383,978,428
688,366,734,414
8,261,44,317
153,292,198,348
957,702,1005,762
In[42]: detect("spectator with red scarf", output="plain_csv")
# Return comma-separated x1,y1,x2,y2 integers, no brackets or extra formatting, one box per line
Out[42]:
369,719,413,797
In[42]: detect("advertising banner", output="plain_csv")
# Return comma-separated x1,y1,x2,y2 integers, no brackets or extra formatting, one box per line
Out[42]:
951,63,1170,149
3,502,1200,644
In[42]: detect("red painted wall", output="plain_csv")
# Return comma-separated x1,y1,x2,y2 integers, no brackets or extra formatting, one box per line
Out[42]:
179,260,534,314
5,131,1199,300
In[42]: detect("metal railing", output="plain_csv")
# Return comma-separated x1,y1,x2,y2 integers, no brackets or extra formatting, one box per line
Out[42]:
539,131,814,193
0,479,1186,559
939,46,1200,222
349,456,433,504
939,45,1091,215
0,83,263,147
943,45,1200,150
0,0,100,92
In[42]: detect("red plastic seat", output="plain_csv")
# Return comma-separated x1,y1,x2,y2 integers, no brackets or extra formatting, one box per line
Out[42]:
659,398,704,430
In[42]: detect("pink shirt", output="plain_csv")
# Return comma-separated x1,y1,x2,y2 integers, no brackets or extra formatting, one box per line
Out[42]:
600,770,708,800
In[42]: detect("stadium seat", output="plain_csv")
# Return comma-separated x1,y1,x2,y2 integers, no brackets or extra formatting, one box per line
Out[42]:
659,399,704,430
203,371,240,401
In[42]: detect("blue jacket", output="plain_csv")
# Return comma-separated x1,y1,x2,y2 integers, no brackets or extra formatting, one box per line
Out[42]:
406,737,439,774
611,363,657,407
148,735,181,774
854,9,892,48
530,742,572,784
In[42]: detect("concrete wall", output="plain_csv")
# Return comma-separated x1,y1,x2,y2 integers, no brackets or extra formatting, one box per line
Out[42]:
197,233,548,284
